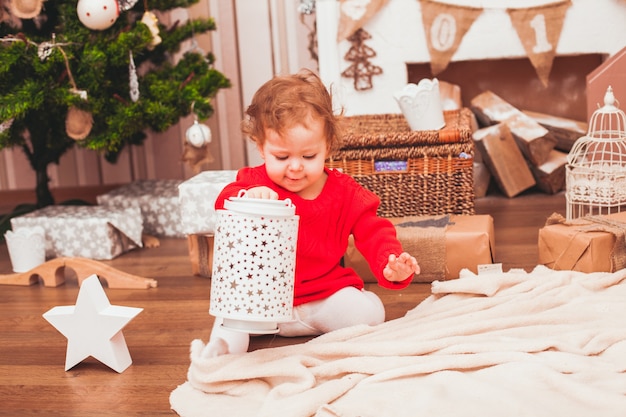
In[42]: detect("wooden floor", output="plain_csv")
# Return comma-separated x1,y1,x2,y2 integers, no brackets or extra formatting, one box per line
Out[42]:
0,190,567,416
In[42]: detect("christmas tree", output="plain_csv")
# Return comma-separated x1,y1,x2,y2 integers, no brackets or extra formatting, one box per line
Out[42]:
0,0,230,208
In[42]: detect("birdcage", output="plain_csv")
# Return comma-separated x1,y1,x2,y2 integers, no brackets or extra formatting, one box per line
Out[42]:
565,86,626,219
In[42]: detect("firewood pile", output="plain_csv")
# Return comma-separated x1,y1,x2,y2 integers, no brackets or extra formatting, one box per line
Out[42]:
467,90,588,198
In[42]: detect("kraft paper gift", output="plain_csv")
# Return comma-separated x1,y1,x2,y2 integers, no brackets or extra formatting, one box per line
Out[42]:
345,214,495,283
538,212,626,273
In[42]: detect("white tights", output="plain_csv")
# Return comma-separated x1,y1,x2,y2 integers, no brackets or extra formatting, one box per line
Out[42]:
202,286,385,357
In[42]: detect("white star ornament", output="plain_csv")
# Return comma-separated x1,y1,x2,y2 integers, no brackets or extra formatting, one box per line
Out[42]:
42,275,143,373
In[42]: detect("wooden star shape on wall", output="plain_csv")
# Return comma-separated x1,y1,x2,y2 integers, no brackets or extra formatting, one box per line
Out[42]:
42,275,143,373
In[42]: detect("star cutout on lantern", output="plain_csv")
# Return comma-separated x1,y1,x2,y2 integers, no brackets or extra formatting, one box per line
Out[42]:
42,275,143,373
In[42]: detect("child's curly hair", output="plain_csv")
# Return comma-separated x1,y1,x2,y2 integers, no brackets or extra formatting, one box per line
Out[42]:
241,69,343,154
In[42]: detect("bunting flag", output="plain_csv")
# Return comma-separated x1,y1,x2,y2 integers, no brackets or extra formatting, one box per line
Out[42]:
419,0,483,75
333,0,574,90
507,1,572,87
337,0,389,42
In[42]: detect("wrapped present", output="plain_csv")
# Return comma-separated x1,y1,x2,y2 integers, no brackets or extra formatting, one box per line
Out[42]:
178,170,238,235
187,233,214,277
538,212,626,273
344,214,495,282
11,205,142,260
97,179,184,237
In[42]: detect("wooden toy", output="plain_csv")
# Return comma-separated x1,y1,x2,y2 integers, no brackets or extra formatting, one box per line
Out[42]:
0,257,157,289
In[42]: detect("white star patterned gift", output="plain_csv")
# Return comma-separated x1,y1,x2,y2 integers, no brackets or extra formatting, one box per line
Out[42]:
97,180,185,238
210,191,299,334
10,205,142,260
43,275,143,373
178,170,238,235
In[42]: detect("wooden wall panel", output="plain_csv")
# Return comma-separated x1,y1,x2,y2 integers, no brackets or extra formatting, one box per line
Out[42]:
0,149,10,190
99,147,133,185
0,148,35,190
51,147,79,187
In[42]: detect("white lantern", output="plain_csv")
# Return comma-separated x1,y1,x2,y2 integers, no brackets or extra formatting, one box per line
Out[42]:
566,86,626,219
209,192,299,334
76,0,119,31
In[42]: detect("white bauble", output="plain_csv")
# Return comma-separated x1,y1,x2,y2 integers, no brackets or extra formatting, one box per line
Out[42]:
76,0,119,30
186,121,212,147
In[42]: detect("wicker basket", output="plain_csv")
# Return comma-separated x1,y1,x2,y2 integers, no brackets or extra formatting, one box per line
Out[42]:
327,109,475,217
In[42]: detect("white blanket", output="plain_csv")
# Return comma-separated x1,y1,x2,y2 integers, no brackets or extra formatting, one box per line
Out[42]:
170,266,626,417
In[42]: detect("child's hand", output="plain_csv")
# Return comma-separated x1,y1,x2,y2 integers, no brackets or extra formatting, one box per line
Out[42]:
244,186,279,199
383,252,420,282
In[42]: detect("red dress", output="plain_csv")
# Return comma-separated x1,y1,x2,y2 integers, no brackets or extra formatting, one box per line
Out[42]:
215,165,413,306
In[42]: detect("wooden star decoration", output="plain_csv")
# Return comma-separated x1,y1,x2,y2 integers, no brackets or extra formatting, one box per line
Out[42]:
42,275,143,373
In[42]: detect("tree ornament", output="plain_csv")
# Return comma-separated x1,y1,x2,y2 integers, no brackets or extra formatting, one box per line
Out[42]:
186,119,211,147
66,107,94,140
117,0,138,12
51,44,94,140
37,41,55,61
9,0,44,19
297,0,316,15
129,50,139,102
185,102,211,147
141,11,161,50
181,142,214,174
76,0,119,31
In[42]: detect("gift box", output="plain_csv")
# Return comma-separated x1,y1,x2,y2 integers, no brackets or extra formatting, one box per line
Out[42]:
344,214,495,283
10,205,143,260
187,233,214,277
97,179,184,237
178,170,238,235
538,212,626,273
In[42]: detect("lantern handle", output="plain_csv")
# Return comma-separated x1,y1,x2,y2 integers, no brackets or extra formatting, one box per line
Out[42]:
236,189,294,208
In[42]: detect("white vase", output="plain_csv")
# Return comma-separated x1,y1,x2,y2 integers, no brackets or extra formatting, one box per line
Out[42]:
209,192,299,334
5,226,46,273
394,78,446,131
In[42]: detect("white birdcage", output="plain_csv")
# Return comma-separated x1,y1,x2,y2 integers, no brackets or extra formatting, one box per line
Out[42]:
565,86,626,220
